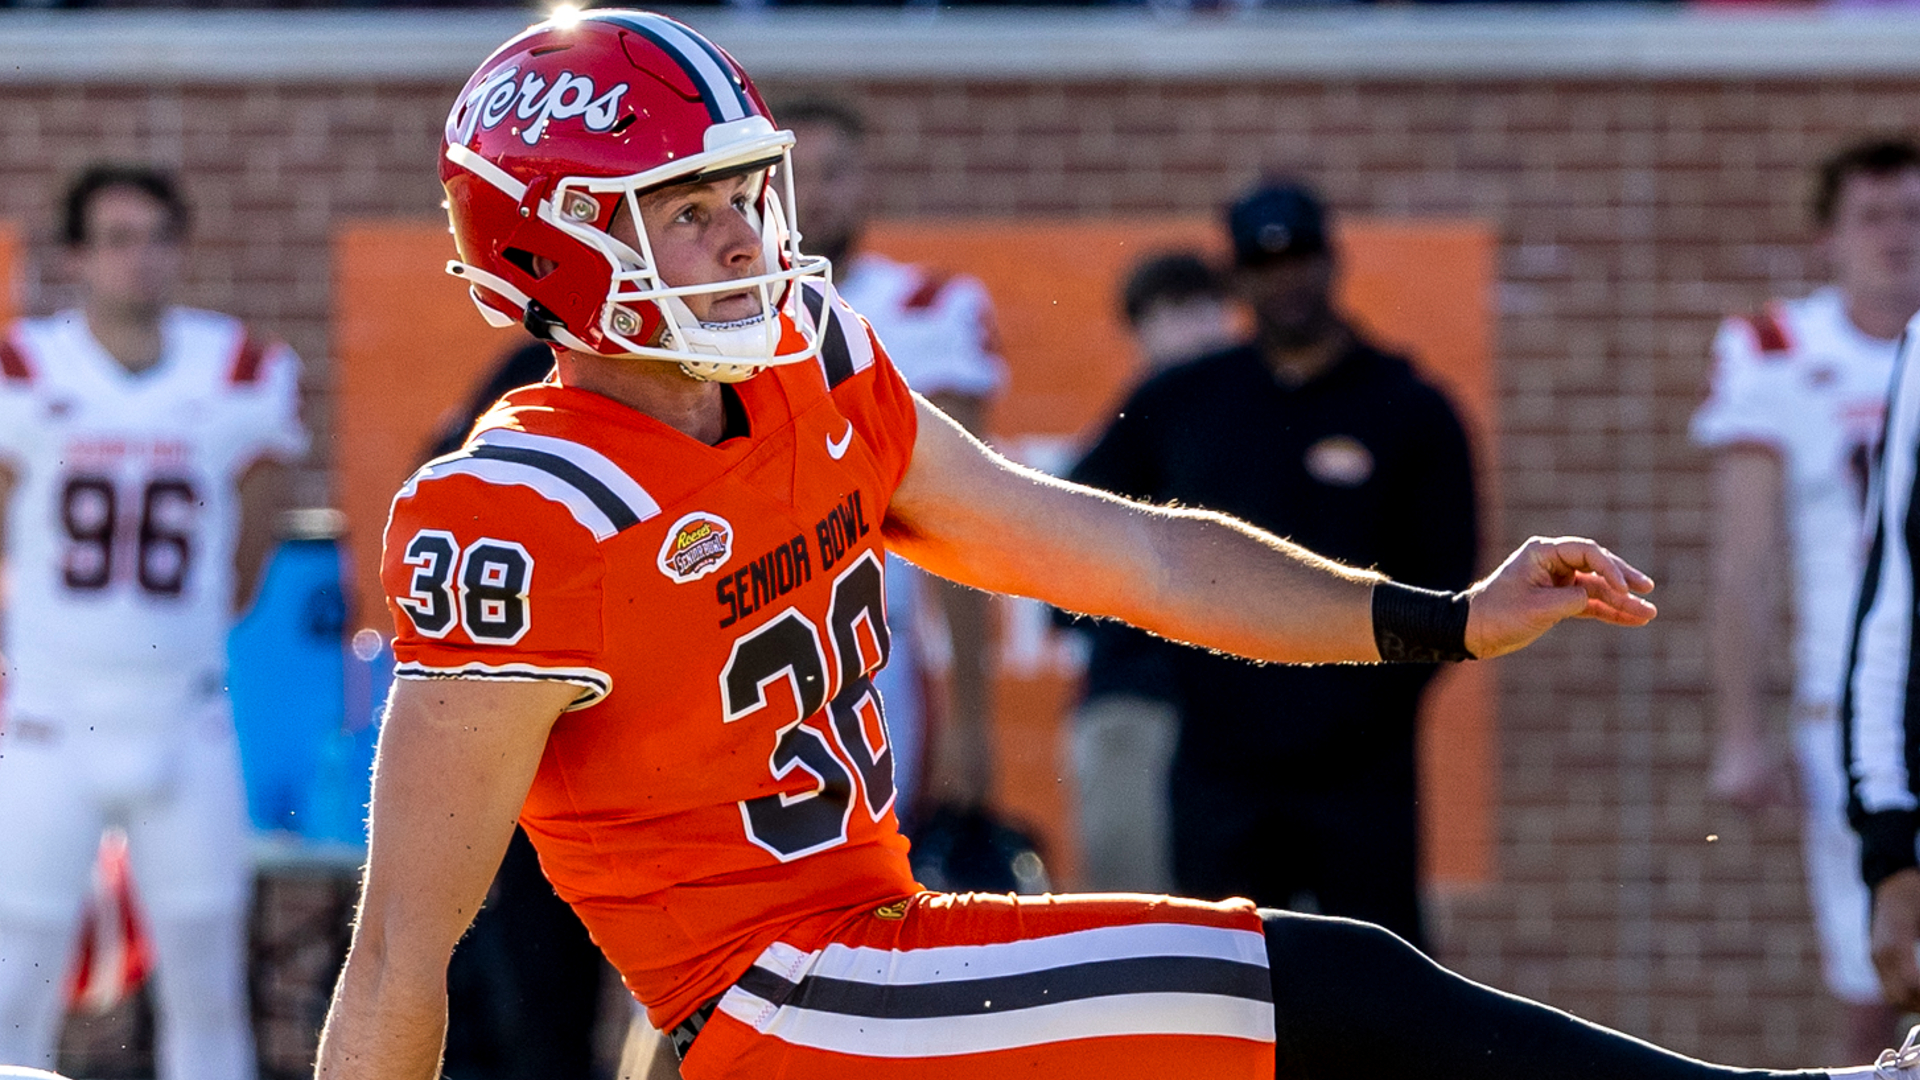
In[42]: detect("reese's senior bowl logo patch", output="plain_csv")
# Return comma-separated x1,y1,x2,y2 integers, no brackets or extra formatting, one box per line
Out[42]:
657,512,735,584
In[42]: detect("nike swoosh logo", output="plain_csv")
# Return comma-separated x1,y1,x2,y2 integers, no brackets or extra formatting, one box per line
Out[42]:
827,423,854,460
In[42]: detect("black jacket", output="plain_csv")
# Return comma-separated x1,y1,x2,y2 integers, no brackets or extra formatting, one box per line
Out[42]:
1069,337,1478,784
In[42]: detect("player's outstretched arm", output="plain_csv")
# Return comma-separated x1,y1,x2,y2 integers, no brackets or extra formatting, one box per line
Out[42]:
315,676,577,1080
886,396,1654,665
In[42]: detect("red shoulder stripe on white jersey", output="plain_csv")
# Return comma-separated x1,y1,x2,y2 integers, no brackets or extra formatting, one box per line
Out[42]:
901,269,955,312
227,331,269,385
1741,303,1795,358
0,336,32,383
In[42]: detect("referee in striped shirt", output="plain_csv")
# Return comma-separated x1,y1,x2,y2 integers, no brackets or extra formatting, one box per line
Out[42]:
1844,307,1920,1012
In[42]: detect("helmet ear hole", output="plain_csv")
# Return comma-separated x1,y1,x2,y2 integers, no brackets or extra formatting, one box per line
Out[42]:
503,247,557,281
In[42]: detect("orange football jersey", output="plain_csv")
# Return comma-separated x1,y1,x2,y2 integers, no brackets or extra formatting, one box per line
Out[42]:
382,315,921,1028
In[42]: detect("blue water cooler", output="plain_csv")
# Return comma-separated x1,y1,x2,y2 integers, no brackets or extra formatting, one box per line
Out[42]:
227,510,386,849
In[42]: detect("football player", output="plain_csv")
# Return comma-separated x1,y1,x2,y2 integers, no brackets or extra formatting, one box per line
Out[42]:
1696,139,1920,1057
312,12,1917,1080
0,165,307,1078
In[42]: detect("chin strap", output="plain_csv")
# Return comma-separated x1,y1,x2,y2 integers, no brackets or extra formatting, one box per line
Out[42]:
666,312,777,383
676,358,766,384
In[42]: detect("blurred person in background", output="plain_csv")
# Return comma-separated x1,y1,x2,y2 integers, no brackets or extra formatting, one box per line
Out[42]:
1068,181,1477,951
782,99,1009,840
1121,252,1241,376
1697,138,1920,1060
0,164,307,1079
1063,251,1238,892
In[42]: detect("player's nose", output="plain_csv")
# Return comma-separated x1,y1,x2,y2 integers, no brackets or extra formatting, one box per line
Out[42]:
718,206,763,269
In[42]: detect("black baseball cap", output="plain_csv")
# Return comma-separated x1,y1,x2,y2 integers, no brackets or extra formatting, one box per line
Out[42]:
1226,180,1329,266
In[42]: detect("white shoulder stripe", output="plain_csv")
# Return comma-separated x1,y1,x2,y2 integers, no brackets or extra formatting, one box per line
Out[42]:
395,660,611,710
837,296,877,376
472,427,661,522
400,456,626,541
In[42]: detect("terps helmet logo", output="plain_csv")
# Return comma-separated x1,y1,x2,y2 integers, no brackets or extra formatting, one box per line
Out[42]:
657,512,734,584
449,65,629,148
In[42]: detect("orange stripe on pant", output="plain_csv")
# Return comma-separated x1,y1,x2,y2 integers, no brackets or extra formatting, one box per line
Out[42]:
681,891,1276,1080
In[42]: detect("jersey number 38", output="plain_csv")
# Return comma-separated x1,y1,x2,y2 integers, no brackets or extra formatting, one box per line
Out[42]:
721,550,897,863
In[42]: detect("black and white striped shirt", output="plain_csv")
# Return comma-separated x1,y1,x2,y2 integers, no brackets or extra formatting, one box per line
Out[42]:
1843,314,1920,889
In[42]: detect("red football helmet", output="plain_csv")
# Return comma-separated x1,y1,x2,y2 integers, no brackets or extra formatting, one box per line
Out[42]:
440,10,830,381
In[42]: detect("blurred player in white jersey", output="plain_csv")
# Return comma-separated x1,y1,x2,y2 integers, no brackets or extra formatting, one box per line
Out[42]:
784,100,1008,826
1694,138,1920,1060
0,165,307,1079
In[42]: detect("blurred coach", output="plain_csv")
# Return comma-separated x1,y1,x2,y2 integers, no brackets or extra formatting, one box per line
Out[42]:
1068,180,1477,949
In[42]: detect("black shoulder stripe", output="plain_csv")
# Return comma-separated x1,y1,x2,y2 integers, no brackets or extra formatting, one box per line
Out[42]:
802,287,856,389
464,444,643,533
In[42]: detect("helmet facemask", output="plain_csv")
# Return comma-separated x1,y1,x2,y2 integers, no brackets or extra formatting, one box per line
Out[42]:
449,116,833,383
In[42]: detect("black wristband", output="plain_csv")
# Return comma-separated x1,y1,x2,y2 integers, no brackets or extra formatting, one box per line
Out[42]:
1371,581,1474,663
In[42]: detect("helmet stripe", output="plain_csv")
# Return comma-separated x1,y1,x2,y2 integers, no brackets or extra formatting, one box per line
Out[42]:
588,12,751,125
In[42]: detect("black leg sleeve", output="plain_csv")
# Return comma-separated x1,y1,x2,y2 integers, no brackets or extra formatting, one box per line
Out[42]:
1259,909,1832,1080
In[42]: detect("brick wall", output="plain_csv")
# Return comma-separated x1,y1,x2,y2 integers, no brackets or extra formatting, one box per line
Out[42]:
3,47,1910,1074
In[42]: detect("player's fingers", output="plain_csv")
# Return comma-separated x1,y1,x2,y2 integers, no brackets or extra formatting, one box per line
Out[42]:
1565,539,1655,595
1572,573,1658,625
1535,537,1655,597
1528,537,1623,593
1580,596,1656,625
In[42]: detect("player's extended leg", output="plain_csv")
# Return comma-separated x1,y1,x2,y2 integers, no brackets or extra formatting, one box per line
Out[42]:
666,890,1886,1080
0,719,106,1070
122,713,257,1080
1260,909,1826,1080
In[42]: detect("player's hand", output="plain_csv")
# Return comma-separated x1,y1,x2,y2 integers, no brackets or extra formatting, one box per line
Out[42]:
1708,734,1795,811
1872,868,1920,1011
1463,536,1657,660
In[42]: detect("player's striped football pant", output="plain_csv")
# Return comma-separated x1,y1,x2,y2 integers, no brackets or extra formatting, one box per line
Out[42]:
676,891,1833,1080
